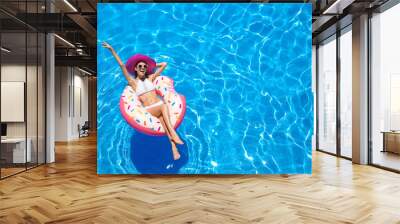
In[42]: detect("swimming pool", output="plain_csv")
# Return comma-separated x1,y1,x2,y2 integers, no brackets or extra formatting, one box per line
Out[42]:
97,3,313,174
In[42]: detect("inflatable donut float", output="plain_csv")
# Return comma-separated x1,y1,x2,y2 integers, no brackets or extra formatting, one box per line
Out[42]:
120,76,186,136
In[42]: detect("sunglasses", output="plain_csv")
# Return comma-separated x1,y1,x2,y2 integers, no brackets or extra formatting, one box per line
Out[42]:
137,64,148,69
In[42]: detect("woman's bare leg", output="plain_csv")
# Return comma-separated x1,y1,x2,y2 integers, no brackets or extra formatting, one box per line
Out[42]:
146,103,183,144
158,116,172,140
160,104,184,144
159,116,180,160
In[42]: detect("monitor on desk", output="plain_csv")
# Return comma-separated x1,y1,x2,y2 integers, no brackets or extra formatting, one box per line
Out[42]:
1,123,7,138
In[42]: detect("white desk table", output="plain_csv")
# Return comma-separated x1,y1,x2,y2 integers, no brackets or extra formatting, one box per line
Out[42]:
1,138,31,163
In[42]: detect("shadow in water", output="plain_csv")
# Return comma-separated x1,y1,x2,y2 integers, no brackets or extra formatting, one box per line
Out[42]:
130,131,188,174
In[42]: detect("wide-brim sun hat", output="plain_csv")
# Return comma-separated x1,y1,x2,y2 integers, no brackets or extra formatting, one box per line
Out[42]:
125,54,156,75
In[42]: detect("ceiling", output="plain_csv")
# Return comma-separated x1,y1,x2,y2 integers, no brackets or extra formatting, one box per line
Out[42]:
0,0,97,74
311,0,391,43
0,0,396,75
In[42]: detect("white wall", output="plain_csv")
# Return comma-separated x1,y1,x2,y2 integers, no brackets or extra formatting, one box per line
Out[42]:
55,67,69,141
1,65,27,140
1,65,39,137
72,72,89,138
55,67,89,141
1,64,26,81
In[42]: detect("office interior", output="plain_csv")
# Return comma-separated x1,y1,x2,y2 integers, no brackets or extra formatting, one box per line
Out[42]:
0,0,399,222
0,0,97,179
313,1,400,172
0,0,399,177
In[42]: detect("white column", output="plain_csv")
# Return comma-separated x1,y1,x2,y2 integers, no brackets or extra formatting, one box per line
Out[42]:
45,1,55,163
46,33,55,163
352,14,369,164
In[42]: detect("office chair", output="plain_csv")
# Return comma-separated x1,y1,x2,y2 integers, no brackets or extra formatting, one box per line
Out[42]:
78,121,90,138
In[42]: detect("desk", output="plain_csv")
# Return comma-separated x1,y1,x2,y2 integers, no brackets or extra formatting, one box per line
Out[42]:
381,131,400,154
1,138,31,163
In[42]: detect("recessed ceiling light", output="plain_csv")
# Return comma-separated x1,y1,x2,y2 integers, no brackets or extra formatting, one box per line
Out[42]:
78,67,93,76
54,34,75,48
1,47,11,53
322,0,354,15
63,0,78,12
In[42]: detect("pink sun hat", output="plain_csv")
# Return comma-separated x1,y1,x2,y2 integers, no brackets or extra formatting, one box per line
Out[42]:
125,54,157,75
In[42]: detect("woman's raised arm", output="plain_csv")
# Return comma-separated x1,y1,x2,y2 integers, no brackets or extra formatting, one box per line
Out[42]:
102,42,135,87
149,62,167,81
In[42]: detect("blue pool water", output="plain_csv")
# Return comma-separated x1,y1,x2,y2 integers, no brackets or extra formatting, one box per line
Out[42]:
97,3,313,174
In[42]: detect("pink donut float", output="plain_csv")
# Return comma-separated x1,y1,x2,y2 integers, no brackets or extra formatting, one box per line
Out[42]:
120,76,186,136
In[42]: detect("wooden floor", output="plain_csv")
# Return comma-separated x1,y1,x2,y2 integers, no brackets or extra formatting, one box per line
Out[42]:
372,150,400,171
1,163,43,178
1,167,26,178
1,135,400,224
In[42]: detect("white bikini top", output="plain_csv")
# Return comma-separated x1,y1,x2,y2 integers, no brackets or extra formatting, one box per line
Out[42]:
135,78,155,96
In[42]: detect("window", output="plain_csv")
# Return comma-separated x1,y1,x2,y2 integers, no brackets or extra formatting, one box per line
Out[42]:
370,3,400,171
317,36,337,154
339,28,352,158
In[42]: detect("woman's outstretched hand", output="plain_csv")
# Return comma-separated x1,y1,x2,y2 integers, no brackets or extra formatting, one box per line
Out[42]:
102,42,113,50
101,41,131,82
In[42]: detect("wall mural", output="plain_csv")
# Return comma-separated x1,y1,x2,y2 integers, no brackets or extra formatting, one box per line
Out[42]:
97,3,313,174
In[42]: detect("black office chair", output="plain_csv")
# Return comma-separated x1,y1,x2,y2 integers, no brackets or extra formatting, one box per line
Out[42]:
78,121,90,138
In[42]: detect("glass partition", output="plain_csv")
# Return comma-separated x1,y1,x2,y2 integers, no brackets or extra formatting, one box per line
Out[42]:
1,30,28,177
0,1,46,179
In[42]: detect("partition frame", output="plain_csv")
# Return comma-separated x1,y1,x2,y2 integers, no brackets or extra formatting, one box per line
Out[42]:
0,0,48,180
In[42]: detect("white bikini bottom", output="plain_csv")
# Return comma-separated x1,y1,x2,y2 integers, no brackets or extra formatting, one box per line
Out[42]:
144,101,164,110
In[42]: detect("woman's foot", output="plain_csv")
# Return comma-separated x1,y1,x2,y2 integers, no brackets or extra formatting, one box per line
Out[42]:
171,144,181,160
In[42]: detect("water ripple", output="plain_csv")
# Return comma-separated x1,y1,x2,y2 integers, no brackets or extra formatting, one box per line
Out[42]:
97,3,313,174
